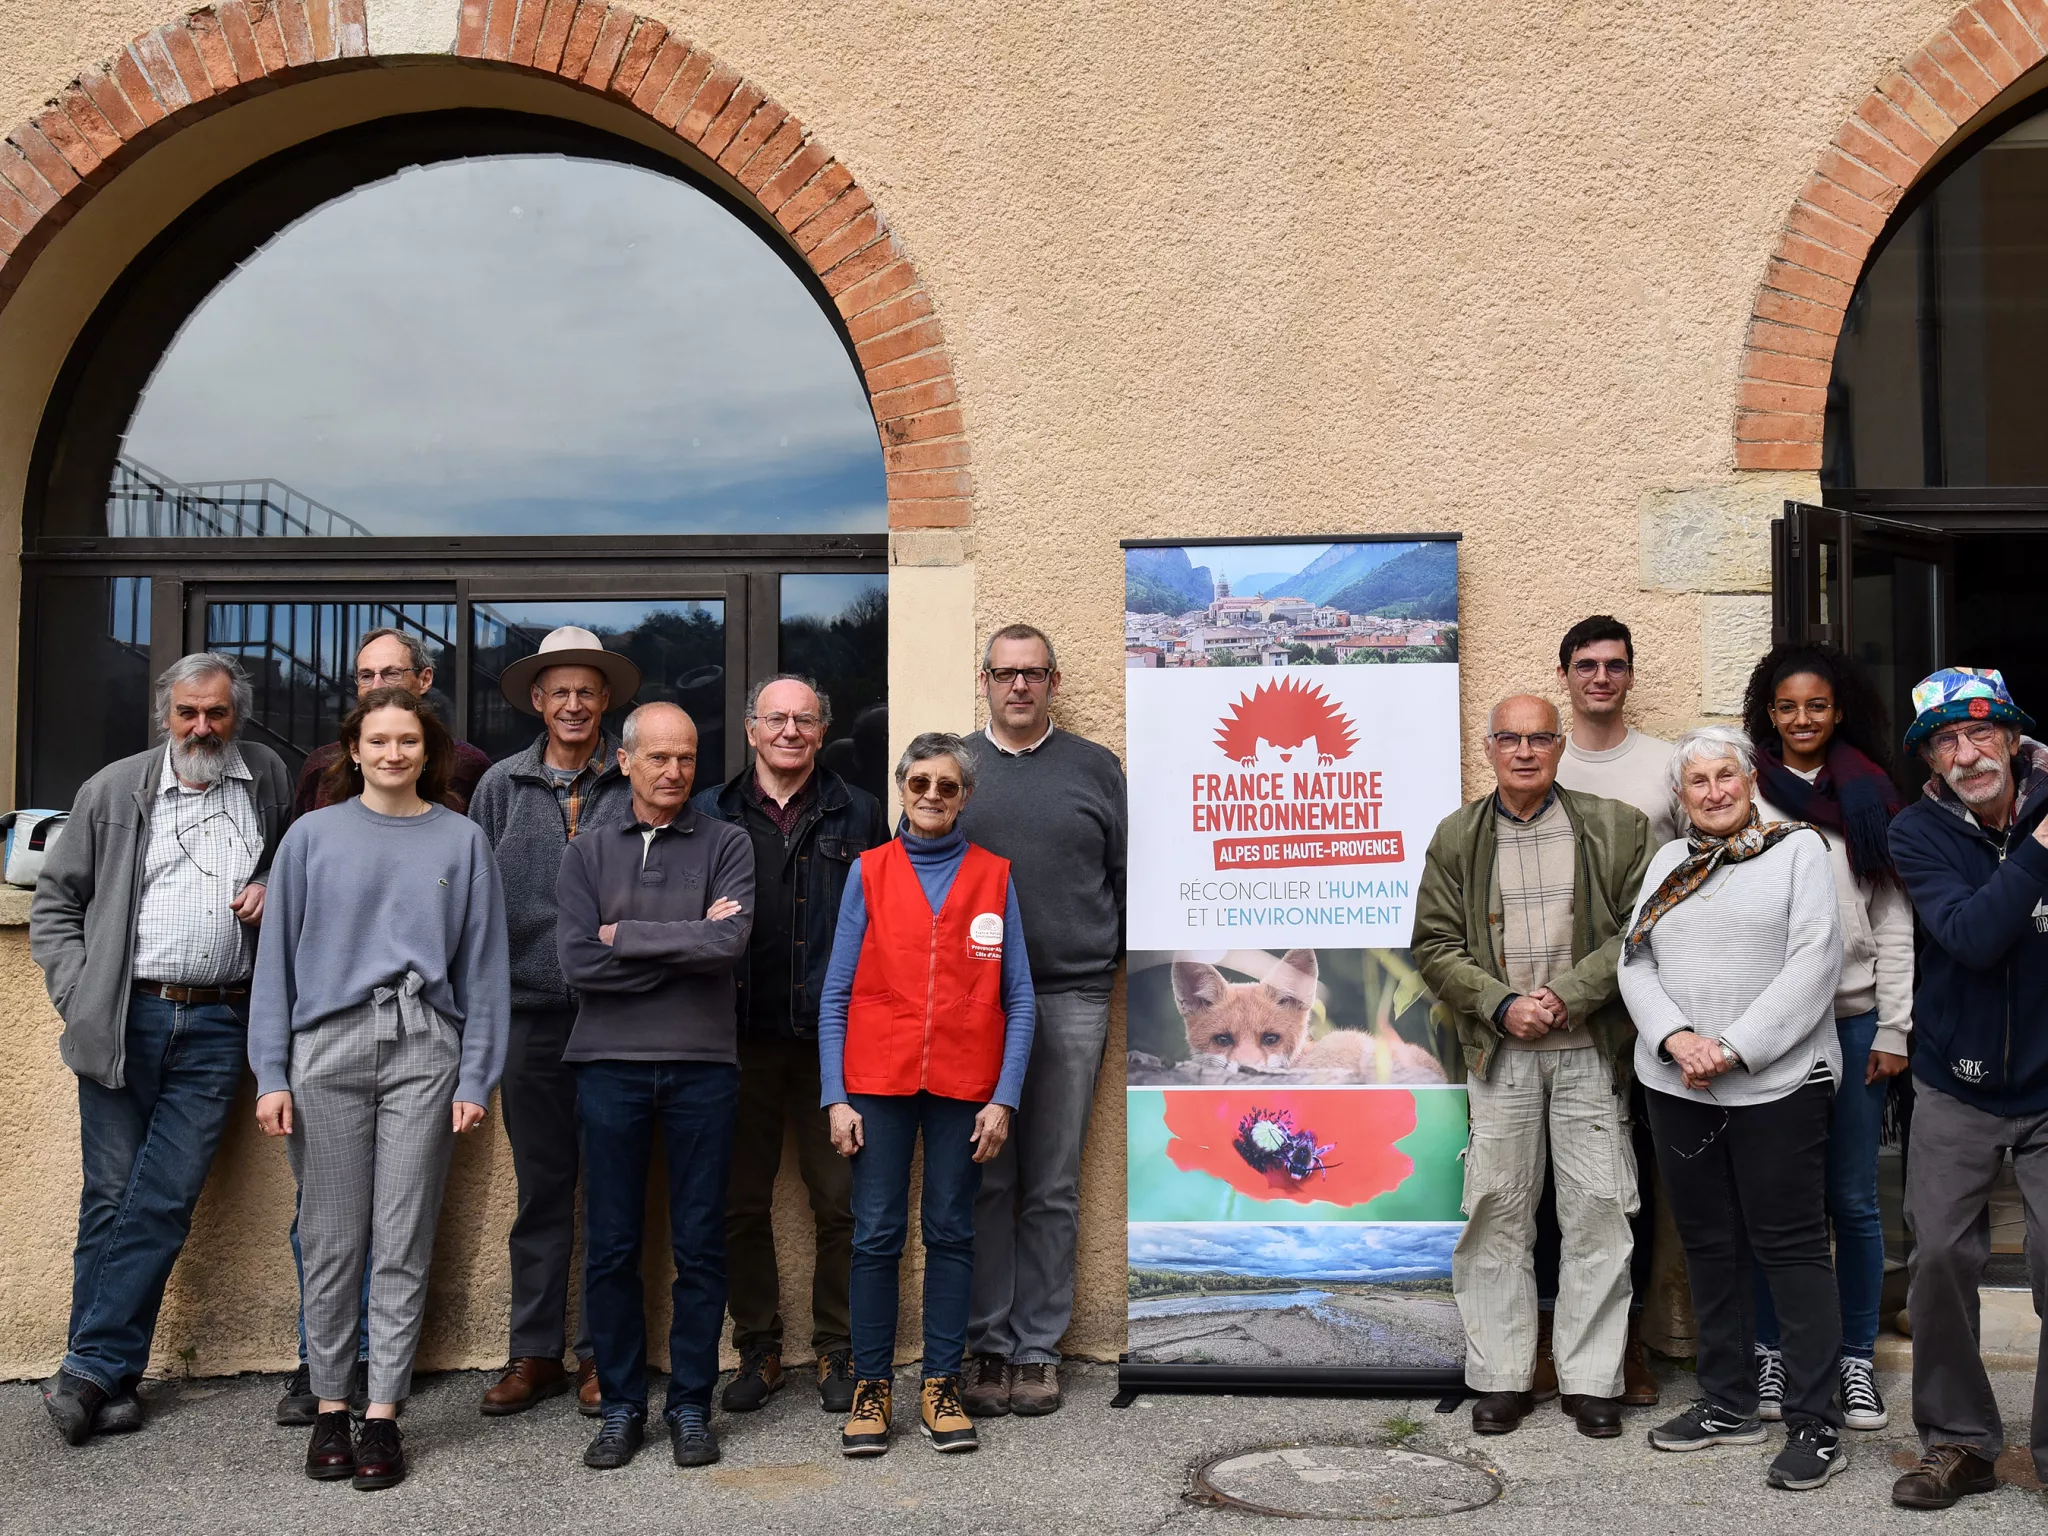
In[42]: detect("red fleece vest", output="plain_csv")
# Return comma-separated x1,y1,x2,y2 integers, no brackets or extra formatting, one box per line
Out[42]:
844,838,1012,1101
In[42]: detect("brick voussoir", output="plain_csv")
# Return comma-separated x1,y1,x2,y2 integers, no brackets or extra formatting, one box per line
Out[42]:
856,315,945,370
863,348,952,395
735,120,806,193
481,0,518,59
628,36,687,111
697,82,764,158
1737,380,1828,415
159,21,220,101
1973,1,2046,67
832,258,917,319
760,146,834,216
1832,117,1925,187
886,497,972,528
717,102,787,176
1739,349,1832,390
32,104,104,180
507,0,551,67
216,4,267,83
1734,410,1824,444
581,7,637,89
649,49,712,127
677,63,741,142
76,67,149,140
186,11,243,91
847,288,935,345
1949,12,2022,84
531,0,576,72
802,204,882,268
1763,258,1854,310
556,3,607,79
885,438,972,473
820,234,899,297
275,0,317,69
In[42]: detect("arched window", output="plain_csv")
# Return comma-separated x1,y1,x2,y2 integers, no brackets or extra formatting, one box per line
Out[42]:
25,111,886,806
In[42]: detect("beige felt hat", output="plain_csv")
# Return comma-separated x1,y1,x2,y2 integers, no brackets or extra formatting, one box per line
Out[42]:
499,626,642,716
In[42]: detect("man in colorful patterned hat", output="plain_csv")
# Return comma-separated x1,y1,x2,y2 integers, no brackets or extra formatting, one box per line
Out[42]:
1886,667,2048,1510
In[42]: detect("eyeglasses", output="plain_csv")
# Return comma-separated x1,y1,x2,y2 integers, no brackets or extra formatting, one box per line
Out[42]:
1770,699,1835,719
1568,659,1631,678
354,666,418,686
1489,731,1562,752
1928,721,2006,759
752,712,824,734
986,667,1053,687
903,774,963,801
542,687,605,707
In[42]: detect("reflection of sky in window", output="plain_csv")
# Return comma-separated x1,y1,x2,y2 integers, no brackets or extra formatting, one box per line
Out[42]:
476,600,722,634
122,156,884,536
781,572,886,621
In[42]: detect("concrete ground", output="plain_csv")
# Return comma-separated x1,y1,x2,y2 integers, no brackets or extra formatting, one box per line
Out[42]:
1,1360,2041,1535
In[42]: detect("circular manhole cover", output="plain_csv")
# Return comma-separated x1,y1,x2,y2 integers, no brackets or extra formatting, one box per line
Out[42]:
1191,1443,1503,1521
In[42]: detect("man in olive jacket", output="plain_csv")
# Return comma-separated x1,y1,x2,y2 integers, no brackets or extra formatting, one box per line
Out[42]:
1412,694,1652,1442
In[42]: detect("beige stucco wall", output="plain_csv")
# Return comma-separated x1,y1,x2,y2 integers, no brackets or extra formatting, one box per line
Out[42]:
0,0,2031,1379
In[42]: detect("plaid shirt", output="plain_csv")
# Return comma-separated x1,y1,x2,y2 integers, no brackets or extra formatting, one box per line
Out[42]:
546,738,613,841
131,744,264,986
745,770,814,837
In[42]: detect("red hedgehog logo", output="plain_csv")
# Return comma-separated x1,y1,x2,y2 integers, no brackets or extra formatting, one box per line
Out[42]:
1214,677,1358,767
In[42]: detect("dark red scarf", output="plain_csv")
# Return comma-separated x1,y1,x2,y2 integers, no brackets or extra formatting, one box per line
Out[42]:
1755,738,1902,885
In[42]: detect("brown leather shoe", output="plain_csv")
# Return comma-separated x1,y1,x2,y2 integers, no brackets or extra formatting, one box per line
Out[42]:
959,1353,1011,1418
1560,1393,1623,1438
1892,1444,1998,1509
304,1409,355,1481
1620,1335,1659,1407
1009,1362,1062,1416
351,1415,406,1491
577,1356,602,1417
480,1356,569,1417
1531,1312,1558,1403
1470,1390,1534,1435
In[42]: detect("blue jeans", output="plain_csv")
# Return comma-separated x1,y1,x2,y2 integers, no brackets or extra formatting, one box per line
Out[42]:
848,1092,984,1382
577,1060,738,1416
66,993,246,1392
290,1199,370,1364
1756,1010,1887,1357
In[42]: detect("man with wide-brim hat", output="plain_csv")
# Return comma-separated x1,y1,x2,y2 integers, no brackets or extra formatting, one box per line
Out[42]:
468,626,641,1420
1887,667,2048,1509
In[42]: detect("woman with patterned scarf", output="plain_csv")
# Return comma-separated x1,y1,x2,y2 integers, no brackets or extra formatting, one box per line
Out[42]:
1740,643,1912,1434
1617,725,1846,1493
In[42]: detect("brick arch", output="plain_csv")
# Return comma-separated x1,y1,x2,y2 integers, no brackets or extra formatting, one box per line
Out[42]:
0,1,968,530
1735,0,2048,470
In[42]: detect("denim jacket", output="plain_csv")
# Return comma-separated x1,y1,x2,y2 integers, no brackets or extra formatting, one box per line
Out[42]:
691,764,889,1038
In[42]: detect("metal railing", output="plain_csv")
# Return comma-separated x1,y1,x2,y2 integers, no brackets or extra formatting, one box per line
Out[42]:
108,456,373,538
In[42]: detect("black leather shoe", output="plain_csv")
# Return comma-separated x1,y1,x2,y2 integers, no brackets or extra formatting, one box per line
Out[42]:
1470,1390,1534,1435
583,1408,646,1469
41,1371,108,1447
818,1349,856,1414
351,1416,405,1490
276,1364,318,1427
668,1403,720,1467
1892,1444,1998,1509
720,1347,782,1413
1561,1393,1624,1438
305,1409,356,1481
94,1385,144,1435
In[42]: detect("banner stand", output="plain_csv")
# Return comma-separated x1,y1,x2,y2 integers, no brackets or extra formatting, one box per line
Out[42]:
1120,534,1468,1400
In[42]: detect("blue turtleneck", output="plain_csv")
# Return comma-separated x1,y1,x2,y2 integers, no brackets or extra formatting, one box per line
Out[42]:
817,823,1035,1107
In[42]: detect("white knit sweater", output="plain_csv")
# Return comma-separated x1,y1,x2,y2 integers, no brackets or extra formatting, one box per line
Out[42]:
1618,828,1843,1105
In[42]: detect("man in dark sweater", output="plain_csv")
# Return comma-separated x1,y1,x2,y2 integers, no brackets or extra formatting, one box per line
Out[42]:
955,624,1127,1418
692,675,889,1417
557,702,754,1472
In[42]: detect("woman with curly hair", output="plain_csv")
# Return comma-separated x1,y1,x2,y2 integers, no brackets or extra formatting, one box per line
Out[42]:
1739,643,1913,1434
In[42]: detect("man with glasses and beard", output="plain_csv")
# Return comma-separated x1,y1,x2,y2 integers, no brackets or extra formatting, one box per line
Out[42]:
1887,669,2048,1510
30,653,292,1445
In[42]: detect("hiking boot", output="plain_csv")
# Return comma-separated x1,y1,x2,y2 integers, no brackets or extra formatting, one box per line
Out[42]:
920,1375,979,1453
481,1356,569,1416
1754,1345,1786,1422
1470,1390,1533,1435
818,1349,856,1414
1839,1356,1889,1431
577,1356,601,1416
277,1363,319,1427
1768,1420,1847,1490
841,1377,893,1457
351,1416,406,1491
1560,1393,1623,1438
1010,1362,1062,1417
1891,1444,1998,1509
583,1407,646,1469
304,1408,356,1481
960,1352,1011,1417
721,1347,782,1413
1647,1398,1766,1451
1621,1334,1659,1407
667,1403,720,1467
40,1371,107,1447
94,1384,143,1435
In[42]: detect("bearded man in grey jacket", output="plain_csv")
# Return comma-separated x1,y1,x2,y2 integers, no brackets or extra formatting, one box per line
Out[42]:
30,654,291,1445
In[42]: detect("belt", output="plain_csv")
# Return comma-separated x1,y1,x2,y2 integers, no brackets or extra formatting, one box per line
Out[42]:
135,980,249,1004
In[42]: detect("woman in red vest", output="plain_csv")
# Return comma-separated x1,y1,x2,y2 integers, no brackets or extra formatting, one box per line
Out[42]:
817,731,1036,1458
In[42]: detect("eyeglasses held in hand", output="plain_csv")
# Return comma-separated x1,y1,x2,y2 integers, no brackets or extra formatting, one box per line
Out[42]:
1489,731,1562,752
752,712,824,733
1928,721,2005,759
354,666,419,686
986,667,1052,686
904,774,964,801
1568,659,1631,677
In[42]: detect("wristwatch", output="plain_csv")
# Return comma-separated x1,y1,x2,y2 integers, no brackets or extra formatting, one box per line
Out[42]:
1717,1040,1742,1068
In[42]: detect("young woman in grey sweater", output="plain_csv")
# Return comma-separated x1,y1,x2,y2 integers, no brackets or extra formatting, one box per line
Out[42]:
1617,725,1846,1493
249,688,509,1492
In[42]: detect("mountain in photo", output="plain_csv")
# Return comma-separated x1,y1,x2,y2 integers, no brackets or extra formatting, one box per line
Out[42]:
1218,569,1297,597
1126,546,1216,614
1268,543,1409,604
1323,542,1457,621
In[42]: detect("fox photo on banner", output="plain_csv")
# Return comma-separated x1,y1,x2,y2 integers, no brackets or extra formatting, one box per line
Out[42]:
1121,534,1466,1393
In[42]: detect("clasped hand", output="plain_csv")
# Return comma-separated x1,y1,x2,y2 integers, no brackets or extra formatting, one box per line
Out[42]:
1666,1030,1737,1091
1500,987,1568,1041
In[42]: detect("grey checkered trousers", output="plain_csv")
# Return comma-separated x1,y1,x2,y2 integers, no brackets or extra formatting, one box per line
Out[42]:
287,971,462,1405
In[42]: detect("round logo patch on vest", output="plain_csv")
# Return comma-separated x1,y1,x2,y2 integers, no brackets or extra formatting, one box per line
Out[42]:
969,910,1004,959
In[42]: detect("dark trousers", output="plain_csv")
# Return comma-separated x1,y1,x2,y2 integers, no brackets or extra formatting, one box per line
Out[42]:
501,1006,590,1360
725,1034,853,1357
1905,1083,2048,1476
1647,1080,1842,1426
577,1059,738,1416
848,1092,982,1381
66,994,246,1392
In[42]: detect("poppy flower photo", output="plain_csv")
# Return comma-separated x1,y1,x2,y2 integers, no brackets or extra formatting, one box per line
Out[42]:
1159,1089,1416,1208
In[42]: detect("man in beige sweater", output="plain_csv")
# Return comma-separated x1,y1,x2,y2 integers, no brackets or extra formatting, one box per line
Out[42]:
1554,616,1677,846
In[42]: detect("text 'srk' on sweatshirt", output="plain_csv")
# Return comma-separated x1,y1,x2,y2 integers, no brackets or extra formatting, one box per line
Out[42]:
554,806,756,1064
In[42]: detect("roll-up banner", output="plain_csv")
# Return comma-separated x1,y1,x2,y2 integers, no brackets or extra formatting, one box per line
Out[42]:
1120,534,1467,1393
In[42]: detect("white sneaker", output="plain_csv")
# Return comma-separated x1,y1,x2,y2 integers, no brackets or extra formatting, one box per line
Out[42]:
1755,1345,1786,1422
1839,1355,1889,1430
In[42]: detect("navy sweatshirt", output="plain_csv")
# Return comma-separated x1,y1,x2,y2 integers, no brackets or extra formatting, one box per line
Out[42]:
1889,753,2048,1116
555,805,755,1064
